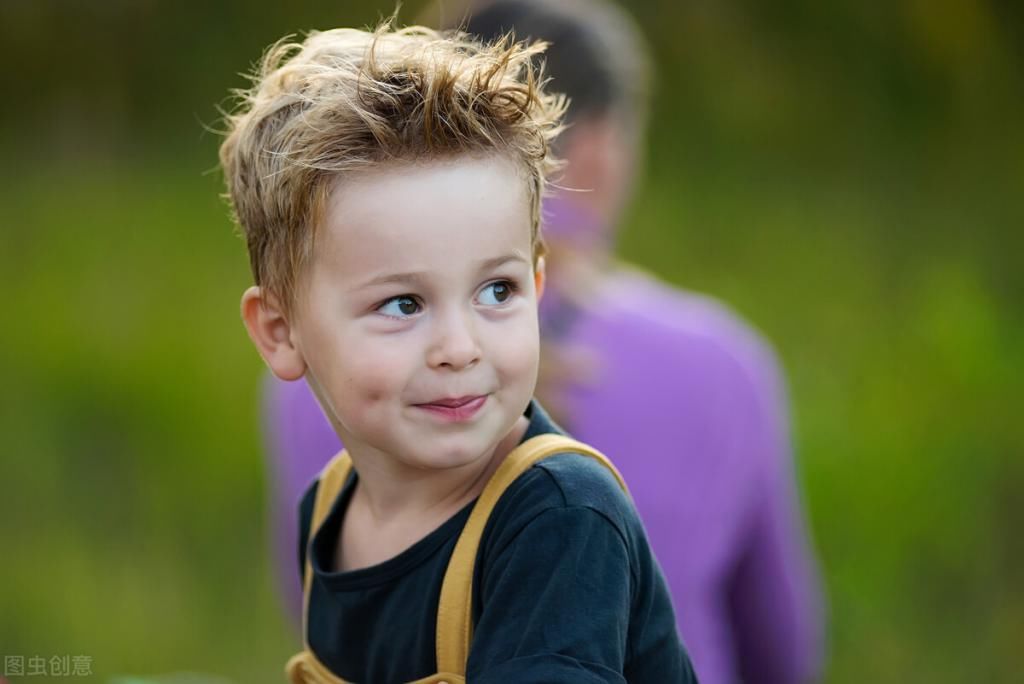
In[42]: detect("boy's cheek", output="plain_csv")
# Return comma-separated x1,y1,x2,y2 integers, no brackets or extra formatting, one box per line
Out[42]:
494,330,541,381
305,345,398,405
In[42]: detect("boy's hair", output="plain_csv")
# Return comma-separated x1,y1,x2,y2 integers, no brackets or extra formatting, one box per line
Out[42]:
219,21,567,317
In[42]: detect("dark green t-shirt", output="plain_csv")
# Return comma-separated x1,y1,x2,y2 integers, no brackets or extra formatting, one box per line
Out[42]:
298,400,698,683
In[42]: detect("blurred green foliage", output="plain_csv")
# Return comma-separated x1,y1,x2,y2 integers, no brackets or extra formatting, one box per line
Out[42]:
1,1,1021,682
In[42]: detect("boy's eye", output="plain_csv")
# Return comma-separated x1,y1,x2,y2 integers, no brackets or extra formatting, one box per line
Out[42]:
479,280,517,306
377,295,420,317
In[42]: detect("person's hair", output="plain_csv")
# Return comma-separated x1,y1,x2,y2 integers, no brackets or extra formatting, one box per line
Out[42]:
219,20,567,317
421,0,651,134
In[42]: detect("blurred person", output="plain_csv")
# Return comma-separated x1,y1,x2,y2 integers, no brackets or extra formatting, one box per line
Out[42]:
263,1,825,682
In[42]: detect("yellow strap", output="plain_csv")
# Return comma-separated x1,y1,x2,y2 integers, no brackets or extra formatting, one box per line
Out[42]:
302,451,354,650
433,433,628,675
295,434,628,682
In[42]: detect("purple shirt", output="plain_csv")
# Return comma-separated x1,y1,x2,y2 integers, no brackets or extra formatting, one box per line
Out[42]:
263,198,824,684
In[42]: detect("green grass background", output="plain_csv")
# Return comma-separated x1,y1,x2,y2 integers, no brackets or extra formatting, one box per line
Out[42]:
1,1,1021,682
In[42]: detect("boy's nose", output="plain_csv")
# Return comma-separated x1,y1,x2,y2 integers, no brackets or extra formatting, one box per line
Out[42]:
427,309,482,370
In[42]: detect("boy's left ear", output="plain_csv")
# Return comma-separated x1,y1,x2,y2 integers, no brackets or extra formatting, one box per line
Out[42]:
534,256,546,301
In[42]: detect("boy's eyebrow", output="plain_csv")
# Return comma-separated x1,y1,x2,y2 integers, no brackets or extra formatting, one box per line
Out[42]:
354,252,531,290
477,252,531,272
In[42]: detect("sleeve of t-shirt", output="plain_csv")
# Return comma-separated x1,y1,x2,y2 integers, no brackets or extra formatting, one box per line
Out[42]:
727,444,824,684
467,505,694,684
726,348,824,684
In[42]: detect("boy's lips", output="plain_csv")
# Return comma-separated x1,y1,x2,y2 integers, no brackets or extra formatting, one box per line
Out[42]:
414,395,488,422
418,395,484,408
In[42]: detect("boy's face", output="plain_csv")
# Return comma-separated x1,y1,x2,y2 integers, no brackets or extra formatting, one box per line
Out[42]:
291,155,542,474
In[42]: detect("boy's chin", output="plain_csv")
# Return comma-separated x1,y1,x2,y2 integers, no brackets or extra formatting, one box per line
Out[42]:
400,430,508,470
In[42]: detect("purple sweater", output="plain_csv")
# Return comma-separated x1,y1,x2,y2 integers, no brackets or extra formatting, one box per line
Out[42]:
263,199,824,684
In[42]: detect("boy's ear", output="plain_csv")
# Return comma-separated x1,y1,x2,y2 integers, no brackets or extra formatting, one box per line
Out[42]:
240,286,306,381
534,256,546,301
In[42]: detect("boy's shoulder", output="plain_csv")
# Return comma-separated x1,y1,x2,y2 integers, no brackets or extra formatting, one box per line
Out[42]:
526,451,632,517
481,449,641,559
480,399,642,552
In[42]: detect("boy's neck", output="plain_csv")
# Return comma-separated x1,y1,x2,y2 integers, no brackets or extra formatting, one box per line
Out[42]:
346,415,531,525
334,415,531,572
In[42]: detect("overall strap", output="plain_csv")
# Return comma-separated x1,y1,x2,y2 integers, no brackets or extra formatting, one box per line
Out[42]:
301,451,354,649
433,434,629,676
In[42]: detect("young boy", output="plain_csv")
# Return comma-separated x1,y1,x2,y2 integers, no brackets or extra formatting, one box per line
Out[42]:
220,21,697,683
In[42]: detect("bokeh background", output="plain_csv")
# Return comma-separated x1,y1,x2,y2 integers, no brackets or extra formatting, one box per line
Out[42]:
2,1,1021,682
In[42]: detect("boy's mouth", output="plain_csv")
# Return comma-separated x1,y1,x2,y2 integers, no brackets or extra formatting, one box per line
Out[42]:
418,395,484,408
414,395,488,422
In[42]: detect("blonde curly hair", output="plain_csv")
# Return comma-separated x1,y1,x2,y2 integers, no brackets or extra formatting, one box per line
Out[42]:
219,20,567,317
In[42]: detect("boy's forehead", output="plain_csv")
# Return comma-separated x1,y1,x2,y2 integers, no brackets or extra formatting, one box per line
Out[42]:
327,154,529,214
316,156,533,277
